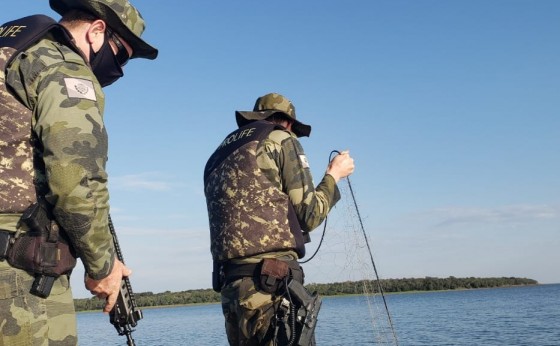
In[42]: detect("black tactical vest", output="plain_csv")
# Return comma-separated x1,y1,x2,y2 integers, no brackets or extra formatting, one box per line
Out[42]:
204,121,306,261
0,15,62,213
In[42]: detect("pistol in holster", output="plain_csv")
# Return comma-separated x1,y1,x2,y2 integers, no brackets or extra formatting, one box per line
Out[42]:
287,279,322,346
258,258,320,346
7,200,77,298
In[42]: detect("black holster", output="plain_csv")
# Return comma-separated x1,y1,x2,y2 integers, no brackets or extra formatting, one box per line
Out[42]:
7,200,77,297
286,280,321,346
256,259,318,346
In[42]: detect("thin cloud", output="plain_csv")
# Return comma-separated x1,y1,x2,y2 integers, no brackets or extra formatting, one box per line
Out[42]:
116,225,208,239
110,172,172,191
432,204,560,227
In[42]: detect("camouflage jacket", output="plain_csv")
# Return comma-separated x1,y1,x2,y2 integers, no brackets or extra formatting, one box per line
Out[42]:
260,127,340,232
0,17,114,280
205,120,340,261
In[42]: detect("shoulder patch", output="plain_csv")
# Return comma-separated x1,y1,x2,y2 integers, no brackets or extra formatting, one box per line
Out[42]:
64,78,96,101
299,154,310,169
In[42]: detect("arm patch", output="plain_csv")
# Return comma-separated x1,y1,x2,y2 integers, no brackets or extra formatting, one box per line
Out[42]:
299,154,310,169
64,78,96,101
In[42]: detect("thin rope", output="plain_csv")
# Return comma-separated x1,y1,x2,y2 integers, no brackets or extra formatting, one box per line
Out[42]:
298,150,338,264
299,216,327,264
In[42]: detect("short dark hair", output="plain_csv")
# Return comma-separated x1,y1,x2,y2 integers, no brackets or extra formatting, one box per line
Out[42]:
60,9,98,27
266,113,293,125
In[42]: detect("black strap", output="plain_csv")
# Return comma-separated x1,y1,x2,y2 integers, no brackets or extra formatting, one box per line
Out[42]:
0,15,72,67
222,262,259,285
204,121,283,184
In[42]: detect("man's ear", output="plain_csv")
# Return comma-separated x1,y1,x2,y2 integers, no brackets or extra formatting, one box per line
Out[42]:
86,19,107,46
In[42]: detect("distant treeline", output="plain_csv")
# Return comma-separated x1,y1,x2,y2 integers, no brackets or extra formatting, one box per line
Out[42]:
305,276,537,296
73,276,537,312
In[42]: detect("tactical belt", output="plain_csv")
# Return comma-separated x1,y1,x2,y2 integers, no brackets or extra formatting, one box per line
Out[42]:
223,261,259,285
223,259,304,287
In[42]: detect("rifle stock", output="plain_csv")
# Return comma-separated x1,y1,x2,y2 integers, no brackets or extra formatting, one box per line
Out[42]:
108,215,142,346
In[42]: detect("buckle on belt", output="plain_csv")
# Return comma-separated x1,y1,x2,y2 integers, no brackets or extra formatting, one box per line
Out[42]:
0,231,12,260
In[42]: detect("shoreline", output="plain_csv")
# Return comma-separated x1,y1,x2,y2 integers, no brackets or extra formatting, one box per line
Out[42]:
76,282,551,313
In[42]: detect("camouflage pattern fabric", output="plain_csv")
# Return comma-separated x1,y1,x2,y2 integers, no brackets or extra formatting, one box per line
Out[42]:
221,277,284,346
206,120,338,344
0,46,38,212
206,124,298,261
0,261,77,346
257,129,340,232
221,276,316,346
205,126,340,262
49,0,158,60
4,32,115,280
0,18,113,344
236,93,311,138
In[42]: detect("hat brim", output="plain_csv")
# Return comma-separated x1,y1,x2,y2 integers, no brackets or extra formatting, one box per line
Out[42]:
50,0,158,59
236,110,311,137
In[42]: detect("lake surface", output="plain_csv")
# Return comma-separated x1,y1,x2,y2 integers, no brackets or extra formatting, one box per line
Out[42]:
77,284,560,345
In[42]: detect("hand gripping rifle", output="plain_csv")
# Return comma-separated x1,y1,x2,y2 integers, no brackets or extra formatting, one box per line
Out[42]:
108,215,143,346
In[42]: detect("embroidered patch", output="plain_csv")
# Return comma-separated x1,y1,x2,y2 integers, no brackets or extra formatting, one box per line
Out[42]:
64,78,96,101
299,154,310,169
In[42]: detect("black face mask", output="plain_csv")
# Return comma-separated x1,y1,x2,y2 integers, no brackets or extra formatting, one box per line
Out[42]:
89,35,124,87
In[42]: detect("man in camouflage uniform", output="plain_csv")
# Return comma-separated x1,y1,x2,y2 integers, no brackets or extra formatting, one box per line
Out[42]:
0,0,157,344
204,93,355,345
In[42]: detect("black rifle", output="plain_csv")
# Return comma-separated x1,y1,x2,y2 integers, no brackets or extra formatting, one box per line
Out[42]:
108,215,143,346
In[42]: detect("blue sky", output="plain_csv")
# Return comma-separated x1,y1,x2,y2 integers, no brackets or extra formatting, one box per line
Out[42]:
4,1,559,298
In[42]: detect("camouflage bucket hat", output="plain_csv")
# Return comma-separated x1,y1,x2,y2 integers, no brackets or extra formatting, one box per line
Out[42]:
50,0,158,59
235,93,312,137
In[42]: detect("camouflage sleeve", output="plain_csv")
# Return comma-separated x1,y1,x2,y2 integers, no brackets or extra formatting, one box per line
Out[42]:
10,45,115,280
258,130,341,232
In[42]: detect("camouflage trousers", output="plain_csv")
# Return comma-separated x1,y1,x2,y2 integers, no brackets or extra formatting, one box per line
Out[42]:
221,277,315,346
0,261,77,346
